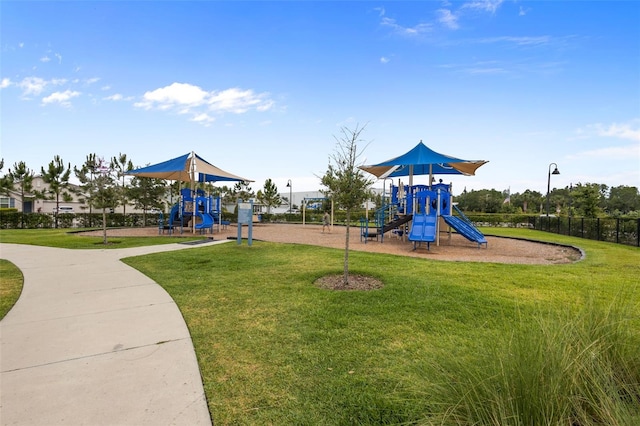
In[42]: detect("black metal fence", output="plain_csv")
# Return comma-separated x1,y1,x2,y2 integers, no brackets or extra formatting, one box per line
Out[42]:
529,216,640,247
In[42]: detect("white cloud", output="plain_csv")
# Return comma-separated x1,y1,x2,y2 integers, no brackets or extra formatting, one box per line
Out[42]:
208,88,272,113
85,77,100,85
134,82,275,124
104,94,123,101
441,60,509,75
0,78,11,89
41,90,81,107
15,77,68,98
380,56,390,64
576,119,640,142
380,17,432,37
55,53,62,64
568,144,640,161
18,77,47,96
136,82,208,109
373,7,385,17
462,0,504,14
379,1,504,38
438,9,459,30
475,35,553,47
467,66,507,75
40,56,51,63
594,121,640,141
256,99,275,112
190,113,215,124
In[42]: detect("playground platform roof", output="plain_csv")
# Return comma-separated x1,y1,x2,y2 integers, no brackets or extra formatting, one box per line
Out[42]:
128,152,252,183
360,141,487,179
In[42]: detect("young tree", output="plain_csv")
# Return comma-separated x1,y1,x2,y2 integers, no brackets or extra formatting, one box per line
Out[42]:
92,168,120,244
209,184,235,213
8,161,35,227
520,189,542,214
111,153,134,220
320,124,375,286
128,175,166,223
40,156,73,228
0,159,14,197
74,154,99,220
572,183,604,218
256,178,282,214
231,181,255,202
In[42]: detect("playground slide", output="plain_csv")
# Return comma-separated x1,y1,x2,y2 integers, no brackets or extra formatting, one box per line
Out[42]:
194,212,214,230
170,204,180,223
408,214,437,248
442,215,487,247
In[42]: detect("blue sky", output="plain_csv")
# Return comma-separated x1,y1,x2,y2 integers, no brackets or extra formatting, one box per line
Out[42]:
2,1,639,196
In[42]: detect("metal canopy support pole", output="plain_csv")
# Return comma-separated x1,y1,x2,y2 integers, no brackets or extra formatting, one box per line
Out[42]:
436,188,441,246
190,152,197,234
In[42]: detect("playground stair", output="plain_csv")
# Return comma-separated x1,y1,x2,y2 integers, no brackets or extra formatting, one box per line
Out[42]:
370,203,416,243
381,214,413,235
361,214,414,243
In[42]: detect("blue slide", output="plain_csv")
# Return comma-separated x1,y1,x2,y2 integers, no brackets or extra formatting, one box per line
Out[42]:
442,215,487,247
170,204,180,224
194,212,214,232
408,214,437,250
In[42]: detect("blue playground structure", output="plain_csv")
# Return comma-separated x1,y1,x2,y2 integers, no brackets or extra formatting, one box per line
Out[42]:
360,181,487,250
159,188,225,234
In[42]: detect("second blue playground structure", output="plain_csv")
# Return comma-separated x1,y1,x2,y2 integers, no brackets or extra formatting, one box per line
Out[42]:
360,182,487,250
160,188,226,234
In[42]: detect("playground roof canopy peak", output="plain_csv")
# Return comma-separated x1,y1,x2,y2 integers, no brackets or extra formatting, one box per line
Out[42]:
360,141,488,179
127,152,252,183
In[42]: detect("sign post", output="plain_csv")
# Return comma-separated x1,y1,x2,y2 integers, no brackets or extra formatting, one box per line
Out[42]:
237,199,253,246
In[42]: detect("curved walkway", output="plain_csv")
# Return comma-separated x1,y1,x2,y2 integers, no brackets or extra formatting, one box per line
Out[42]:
0,241,228,425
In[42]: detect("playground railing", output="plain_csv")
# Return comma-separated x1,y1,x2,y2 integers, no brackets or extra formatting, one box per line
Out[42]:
375,203,399,242
453,204,474,225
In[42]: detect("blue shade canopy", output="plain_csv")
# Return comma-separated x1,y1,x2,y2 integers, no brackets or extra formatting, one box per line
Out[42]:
360,141,487,179
127,152,252,183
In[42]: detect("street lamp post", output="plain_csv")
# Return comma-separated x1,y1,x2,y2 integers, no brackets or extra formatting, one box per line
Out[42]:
546,163,560,217
286,179,292,213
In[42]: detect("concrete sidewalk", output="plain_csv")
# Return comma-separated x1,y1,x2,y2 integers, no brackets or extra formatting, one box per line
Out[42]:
0,241,229,425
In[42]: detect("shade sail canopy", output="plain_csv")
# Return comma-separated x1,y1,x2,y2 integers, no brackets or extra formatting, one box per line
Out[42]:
127,152,252,183
360,141,487,179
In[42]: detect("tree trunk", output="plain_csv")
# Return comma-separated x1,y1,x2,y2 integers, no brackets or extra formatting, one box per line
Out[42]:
55,194,60,228
102,209,108,244
343,210,350,285
121,178,126,225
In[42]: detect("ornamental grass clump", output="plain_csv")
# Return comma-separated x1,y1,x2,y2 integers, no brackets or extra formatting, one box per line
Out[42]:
425,297,640,426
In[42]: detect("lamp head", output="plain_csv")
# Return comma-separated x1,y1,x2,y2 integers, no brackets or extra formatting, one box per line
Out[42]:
552,167,560,175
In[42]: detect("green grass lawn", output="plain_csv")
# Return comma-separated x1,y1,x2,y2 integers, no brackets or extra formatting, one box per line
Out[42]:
121,229,640,425
0,228,207,249
2,227,639,424
0,260,23,320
